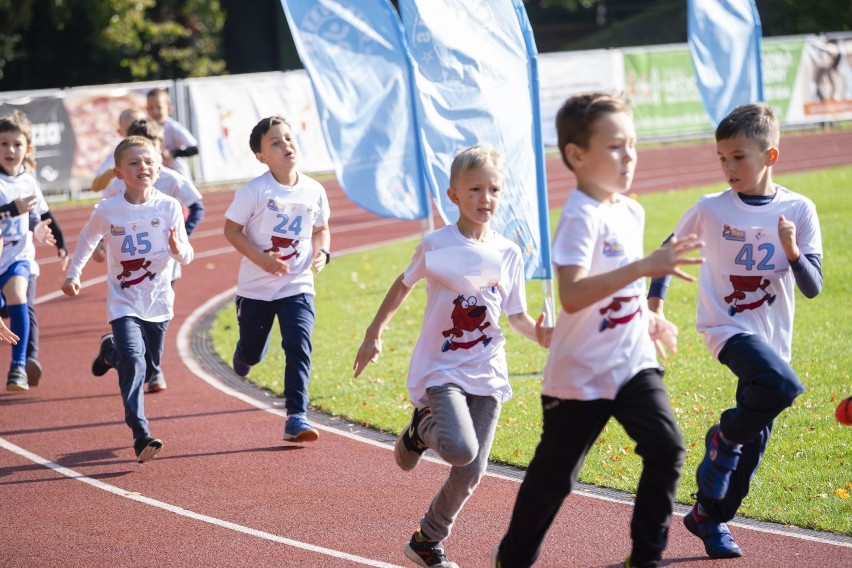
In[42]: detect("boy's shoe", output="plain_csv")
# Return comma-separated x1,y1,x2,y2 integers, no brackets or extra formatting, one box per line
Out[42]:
134,435,163,464
232,351,251,377
6,365,28,391
403,532,459,568
146,373,167,393
92,334,115,377
697,424,741,501
282,414,319,442
395,406,431,471
683,504,743,559
25,357,42,387
624,555,660,568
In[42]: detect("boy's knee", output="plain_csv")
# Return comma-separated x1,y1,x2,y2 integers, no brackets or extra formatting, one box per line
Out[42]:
744,368,803,411
439,441,479,467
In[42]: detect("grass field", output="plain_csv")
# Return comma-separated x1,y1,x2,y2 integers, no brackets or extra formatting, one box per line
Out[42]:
211,165,852,535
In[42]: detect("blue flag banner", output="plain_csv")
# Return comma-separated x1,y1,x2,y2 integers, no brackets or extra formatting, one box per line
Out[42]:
279,0,429,220
688,0,764,125
399,0,549,279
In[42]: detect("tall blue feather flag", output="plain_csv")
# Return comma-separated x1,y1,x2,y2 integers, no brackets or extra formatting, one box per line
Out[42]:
279,1,429,220
688,0,764,125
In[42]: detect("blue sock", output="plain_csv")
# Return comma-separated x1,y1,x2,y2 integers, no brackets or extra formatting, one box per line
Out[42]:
7,303,29,367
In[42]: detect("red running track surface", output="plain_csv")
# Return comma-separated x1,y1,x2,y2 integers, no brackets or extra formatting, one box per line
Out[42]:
1,131,851,567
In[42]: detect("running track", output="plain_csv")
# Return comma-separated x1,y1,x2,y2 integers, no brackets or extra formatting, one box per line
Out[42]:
1,131,851,567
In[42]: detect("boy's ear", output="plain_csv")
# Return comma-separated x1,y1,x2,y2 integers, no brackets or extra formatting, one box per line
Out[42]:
565,143,583,169
113,166,124,181
255,152,266,164
447,186,459,204
766,147,779,166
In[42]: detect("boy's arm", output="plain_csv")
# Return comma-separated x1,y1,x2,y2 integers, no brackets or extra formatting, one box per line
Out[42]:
311,224,331,273
778,214,823,298
62,213,105,296
91,170,115,192
223,218,289,276
507,312,552,348
184,200,204,236
353,274,414,378
559,234,703,314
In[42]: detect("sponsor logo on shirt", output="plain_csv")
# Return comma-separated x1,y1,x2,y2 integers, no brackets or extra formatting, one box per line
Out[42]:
722,224,746,242
110,224,125,236
602,240,624,257
266,198,286,212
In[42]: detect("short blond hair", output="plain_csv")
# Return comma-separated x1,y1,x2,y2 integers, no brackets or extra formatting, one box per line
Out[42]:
449,145,504,187
114,136,157,166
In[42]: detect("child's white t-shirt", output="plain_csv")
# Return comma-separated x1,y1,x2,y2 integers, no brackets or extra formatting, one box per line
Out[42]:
162,116,198,179
67,191,194,323
403,224,528,406
0,171,49,276
225,170,330,301
542,190,658,401
102,166,203,207
674,185,822,362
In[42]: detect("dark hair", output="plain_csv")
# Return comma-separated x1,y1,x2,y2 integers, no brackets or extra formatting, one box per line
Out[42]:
0,110,33,145
555,93,630,171
249,115,292,153
127,118,164,144
114,136,157,166
715,103,780,151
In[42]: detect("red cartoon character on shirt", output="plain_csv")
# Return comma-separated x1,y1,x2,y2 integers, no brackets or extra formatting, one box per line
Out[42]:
264,236,300,261
598,295,642,332
441,295,492,352
117,258,155,289
724,275,776,316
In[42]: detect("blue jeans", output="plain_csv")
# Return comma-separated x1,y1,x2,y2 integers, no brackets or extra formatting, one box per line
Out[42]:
498,369,684,567
108,316,169,440
699,333,804,522
418,383,501,543
234,293,315,416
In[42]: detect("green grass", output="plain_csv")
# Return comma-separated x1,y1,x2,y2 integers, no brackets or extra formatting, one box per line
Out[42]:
210,165,852,535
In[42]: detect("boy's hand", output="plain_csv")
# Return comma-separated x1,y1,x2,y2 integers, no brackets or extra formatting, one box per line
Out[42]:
778,215,800,261
62,277,81,297
0,319,19,345
353,331,382,378
312,250,328,273
535,312,553,349
258,251,290,276
649,311,677,361
58,247,70,272
643,234,704,281
34,219,56,246
168,227,182,255
14,195,37,213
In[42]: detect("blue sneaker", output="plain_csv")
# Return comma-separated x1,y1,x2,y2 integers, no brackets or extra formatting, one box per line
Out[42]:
283,414,319,442
683,505,743,559
697,424,741,500
232,350,251,377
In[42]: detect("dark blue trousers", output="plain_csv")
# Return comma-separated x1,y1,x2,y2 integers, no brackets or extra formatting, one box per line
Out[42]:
234,293,315,417
698,333,804,522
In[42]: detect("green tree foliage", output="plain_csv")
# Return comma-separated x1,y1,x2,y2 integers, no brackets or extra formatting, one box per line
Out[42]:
0,0,225,90
103,0,226,80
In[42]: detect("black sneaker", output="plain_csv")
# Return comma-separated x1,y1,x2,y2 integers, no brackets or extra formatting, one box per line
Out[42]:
394,406,430,471
134,435,163,464
624,555,661,568
92,334,115,377
403,532,459,568
25,357,42,387
6,365,28,391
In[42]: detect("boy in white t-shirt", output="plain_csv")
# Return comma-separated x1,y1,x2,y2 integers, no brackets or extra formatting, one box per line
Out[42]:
492,94,704,568
354,145,552,568
224,116,331,443
97,118,205,394
146,88,198,180
648,103,823,560
62,136,194,464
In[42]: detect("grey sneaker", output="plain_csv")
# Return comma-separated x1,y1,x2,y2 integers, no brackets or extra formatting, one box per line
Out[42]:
25,357,42,387
146,373,167,393
6,365,28,391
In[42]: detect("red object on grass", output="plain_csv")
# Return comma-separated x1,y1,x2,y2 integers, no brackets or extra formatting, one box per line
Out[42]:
836,396,852,426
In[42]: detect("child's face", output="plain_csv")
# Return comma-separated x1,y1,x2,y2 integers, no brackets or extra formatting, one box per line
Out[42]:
0,130,29,176
448,163,503,227
569,111,637,201
716,134,777,195
255,123,298,173
146,94,170,124
114,144,161,192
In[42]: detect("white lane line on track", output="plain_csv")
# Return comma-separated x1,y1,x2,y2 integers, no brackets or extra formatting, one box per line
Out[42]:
0,437,403,568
